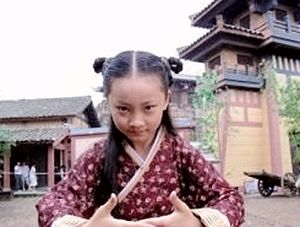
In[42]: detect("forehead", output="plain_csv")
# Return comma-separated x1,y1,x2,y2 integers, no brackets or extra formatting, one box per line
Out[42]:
108,74,166,102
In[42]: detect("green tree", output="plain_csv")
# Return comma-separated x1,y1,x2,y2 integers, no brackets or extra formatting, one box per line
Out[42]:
0,127,12,155
192,71,224,155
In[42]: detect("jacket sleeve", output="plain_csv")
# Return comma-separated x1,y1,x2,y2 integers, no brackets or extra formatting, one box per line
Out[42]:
36,142,105,227
176,138,245,227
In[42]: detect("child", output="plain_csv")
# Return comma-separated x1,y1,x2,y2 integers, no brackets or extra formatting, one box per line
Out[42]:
36,50,244,227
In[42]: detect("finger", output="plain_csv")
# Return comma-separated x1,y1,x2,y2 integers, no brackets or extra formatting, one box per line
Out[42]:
169,191,190,213
103,193,118,214
94,193,118,216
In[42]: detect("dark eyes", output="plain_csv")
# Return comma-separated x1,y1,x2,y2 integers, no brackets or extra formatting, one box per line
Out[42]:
117,106,129,112
145,105,156,111
116,105,156,113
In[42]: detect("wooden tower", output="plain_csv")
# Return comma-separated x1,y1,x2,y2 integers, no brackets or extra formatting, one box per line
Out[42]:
179,0,300,186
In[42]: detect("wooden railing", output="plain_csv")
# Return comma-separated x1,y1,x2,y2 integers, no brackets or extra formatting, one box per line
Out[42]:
213,65,264,90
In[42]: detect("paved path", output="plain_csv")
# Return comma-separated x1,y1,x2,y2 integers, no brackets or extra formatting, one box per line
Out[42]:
0,193,299,227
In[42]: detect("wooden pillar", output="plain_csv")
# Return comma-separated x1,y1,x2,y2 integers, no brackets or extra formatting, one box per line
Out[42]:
216,14,224,27
266,95,283,175
47,145,55,188
71,138,76,167
63,149,68,168
285,15,291,33
3,152,11,190
272,55,277,69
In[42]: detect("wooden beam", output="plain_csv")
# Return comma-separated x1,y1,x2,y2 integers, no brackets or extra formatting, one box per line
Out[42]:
47,145,55,188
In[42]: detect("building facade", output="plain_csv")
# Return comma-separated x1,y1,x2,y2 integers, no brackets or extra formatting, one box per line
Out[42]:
0,96,100,190
179,0,300,186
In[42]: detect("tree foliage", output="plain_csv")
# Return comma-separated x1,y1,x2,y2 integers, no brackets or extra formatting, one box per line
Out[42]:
192,71,224,154
0,127,12,155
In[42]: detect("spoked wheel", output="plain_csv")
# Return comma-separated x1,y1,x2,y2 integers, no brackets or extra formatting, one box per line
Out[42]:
258,179,274,197
282,172,297,196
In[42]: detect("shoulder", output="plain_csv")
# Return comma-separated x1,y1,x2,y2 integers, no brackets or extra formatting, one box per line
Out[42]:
164,133,198,154
164,133,207,165
74,139,107,167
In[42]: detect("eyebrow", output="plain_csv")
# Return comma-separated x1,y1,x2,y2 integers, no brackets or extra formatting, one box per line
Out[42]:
114,100,158,106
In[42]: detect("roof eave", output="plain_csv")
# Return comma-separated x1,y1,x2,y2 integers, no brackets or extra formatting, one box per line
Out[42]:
179,29,264,62
191,0,237,28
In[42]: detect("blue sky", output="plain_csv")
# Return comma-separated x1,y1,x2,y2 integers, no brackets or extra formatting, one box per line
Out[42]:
0,0,210,104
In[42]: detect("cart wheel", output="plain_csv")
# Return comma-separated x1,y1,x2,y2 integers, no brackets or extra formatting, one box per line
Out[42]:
258,179,274,197
282,172,297,196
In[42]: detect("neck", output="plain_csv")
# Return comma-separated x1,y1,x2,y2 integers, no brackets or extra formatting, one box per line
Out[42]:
131,127,162,158
133,137,155,158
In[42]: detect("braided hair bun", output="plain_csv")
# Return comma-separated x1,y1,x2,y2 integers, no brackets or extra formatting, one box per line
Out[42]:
168,57,183,74
93,57,106,74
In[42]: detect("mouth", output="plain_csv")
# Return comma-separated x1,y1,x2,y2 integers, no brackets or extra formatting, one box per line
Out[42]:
128,131,144,136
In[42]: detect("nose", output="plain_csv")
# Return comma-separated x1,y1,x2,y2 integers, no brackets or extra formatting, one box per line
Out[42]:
128,112,145,129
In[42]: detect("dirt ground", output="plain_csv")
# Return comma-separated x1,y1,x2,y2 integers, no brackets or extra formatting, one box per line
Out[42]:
0,193,299,227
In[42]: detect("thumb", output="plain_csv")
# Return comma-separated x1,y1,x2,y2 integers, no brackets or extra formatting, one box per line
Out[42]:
169,191,189,213
97,193,118,216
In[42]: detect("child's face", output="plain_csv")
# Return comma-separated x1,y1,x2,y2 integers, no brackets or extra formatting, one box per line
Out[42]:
108,74,169,149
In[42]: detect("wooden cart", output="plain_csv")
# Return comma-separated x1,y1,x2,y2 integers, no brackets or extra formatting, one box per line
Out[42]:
244,170,297,197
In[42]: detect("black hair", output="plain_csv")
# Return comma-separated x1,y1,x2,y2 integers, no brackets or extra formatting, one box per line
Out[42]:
93,50,183,207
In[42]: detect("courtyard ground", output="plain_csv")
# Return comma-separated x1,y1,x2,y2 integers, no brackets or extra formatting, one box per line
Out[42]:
0,192,299,227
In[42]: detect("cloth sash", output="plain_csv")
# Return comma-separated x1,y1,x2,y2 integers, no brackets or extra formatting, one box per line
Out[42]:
117,127,165,202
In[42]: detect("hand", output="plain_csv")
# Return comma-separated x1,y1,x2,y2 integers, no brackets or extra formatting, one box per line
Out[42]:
138,191,202,227
83,193,155,227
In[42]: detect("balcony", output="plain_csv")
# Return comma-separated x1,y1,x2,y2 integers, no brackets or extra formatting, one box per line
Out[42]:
256,11,300,49
216,66,264,90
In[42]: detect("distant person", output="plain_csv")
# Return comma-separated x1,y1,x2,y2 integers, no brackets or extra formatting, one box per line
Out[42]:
29,164,38,191
59,165,66,181
21,162,30,190
14,162,22,191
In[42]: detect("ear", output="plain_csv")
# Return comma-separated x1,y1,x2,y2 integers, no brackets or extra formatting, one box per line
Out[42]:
163,90,171,110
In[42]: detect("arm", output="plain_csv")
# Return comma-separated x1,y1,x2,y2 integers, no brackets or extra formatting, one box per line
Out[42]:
176,138,245,227
36,142,105,227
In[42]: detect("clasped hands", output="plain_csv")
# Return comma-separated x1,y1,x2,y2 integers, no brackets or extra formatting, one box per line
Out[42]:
82,191,202,227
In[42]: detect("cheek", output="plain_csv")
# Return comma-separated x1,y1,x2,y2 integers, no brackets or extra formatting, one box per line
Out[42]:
111,112,124,124
149,111,164,125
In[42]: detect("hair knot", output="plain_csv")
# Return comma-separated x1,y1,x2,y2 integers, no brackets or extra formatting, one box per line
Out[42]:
93,57,107,74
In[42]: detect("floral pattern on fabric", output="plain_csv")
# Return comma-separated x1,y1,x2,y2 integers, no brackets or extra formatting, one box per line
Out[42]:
36,134,244,227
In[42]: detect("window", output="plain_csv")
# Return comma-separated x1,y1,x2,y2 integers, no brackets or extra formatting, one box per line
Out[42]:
237,54,254,66
208,56,221,70
240,15,250,29
294,8,300,24
275,9,287,22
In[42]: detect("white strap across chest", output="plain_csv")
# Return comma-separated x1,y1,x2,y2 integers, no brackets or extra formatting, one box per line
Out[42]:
117,127,165,202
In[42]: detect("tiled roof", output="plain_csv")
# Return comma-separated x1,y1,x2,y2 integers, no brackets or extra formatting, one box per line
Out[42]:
69,126,109,136
190,0,243,28
190,0,220,24
0,96,93,119
4,127,68,143
179,24,264,59
222,24,263,36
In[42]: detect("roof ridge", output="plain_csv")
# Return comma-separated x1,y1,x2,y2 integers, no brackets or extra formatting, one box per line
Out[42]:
0,95,91,103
